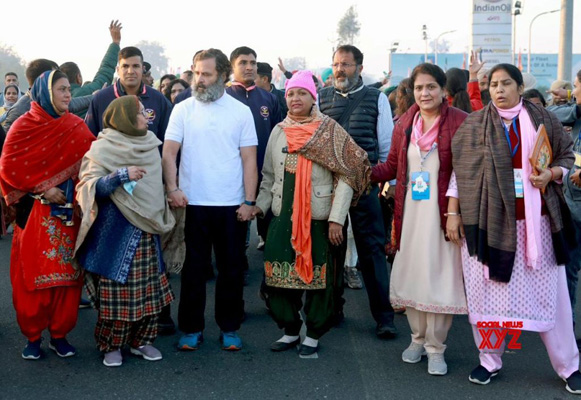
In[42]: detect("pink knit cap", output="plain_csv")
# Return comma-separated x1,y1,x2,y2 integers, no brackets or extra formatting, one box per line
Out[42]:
285,70,317,100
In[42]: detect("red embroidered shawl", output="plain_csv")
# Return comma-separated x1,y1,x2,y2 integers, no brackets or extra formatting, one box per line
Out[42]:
0,102,95,205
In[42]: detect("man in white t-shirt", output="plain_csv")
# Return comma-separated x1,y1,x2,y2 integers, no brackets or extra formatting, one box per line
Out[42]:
162,48,258,352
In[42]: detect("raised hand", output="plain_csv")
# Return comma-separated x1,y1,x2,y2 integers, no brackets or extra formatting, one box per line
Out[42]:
110,20,122,45
469,50,486,80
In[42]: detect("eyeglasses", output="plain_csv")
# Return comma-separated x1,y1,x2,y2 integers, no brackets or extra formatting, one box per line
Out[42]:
331,63,358,69
139,108,147,117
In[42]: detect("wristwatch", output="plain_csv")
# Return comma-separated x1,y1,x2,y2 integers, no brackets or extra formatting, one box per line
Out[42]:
244,200,256,206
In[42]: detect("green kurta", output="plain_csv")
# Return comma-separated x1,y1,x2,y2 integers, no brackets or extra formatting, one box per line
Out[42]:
264,153,331,290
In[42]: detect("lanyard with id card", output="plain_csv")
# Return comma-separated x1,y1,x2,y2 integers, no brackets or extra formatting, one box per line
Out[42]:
411,143,437,201
503,118,522,197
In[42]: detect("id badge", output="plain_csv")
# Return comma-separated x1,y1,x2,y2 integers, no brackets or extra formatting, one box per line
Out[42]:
411,171,430,200
514,168,524,198
574,152,581,168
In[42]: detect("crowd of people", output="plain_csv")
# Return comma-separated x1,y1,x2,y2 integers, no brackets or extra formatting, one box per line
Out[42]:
0,19,581,395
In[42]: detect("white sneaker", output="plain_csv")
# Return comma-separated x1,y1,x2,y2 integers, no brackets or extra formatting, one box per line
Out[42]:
402,342,426,363
427,352,448,375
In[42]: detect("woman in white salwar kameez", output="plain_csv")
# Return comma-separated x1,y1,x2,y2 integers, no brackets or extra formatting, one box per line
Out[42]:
372,63,469,376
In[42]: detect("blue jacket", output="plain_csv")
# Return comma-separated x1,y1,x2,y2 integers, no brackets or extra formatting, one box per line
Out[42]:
85,80,172,142
226,84,282,175
76,170,165,283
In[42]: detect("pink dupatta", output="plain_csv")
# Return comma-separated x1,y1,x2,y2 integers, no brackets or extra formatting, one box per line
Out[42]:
493,99,543,270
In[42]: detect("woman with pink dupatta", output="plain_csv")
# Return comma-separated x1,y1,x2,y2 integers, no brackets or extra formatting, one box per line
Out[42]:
372,63,469,376
451,63,580,393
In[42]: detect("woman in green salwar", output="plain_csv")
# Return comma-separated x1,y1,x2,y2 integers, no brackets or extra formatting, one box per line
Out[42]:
253,71,371,357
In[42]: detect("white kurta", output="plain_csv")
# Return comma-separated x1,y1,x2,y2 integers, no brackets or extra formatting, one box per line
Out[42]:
390,145,467,314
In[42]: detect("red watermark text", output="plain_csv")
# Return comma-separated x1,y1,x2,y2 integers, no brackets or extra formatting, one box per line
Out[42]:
477,321,523,350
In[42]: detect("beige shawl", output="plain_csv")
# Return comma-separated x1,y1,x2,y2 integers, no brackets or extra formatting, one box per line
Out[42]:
75,128,175,254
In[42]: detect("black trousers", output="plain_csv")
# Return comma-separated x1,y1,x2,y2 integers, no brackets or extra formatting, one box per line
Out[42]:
334,186,394,325
178,205,247,333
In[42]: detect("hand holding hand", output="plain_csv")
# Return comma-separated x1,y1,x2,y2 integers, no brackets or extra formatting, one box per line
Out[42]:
236,204,255,222
167,189,188,208
251,206,264,218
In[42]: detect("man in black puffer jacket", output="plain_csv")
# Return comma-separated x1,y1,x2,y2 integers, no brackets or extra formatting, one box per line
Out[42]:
319,44,397,339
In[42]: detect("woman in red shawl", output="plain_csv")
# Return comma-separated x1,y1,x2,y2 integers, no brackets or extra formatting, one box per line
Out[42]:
0,70,95,360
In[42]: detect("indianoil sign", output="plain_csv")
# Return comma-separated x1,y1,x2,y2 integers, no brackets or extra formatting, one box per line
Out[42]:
472,0,513,65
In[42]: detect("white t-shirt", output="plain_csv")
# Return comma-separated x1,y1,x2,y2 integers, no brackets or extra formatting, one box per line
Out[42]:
165,93,258,206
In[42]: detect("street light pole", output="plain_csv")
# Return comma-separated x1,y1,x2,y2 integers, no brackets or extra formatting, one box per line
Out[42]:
422,25,428,63
512,1,522,65
388,41,399,73
434,30,456,66
557,0,574,81
527,9,559,73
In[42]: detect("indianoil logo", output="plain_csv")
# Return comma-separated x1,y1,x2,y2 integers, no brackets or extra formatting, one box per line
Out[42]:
474,0,511,12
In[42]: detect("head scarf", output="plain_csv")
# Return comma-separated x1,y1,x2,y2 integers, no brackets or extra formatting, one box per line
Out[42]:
0,72,95,205
3,84,21,108
30,70,65,118
102,95,147,137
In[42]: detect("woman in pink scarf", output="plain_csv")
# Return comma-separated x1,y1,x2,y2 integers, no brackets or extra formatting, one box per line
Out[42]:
451,63,579,393
372,63,468,376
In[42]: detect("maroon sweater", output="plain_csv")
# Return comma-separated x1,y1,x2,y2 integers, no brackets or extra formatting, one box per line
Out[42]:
372,101,467,250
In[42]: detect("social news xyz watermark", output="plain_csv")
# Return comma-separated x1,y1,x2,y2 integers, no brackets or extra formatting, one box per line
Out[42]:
477,321,523,351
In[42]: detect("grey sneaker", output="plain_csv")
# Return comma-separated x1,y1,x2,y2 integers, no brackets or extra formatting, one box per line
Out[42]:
427,352,448,375
103,350,122,367
130,345,162,361
344,267,363,289
402,342,426,363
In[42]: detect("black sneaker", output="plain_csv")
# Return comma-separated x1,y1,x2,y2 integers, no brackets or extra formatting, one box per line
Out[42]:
79,297,91,309
376,322,398,339
469,365,499,385
158,316,176,336
22,338,43,360
566,370,581,394
49,337,76,358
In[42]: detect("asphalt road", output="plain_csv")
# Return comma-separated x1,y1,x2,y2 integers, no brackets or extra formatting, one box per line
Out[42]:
0,223,578,400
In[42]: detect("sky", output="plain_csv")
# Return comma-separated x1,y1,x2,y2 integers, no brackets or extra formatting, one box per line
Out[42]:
0,0,579,83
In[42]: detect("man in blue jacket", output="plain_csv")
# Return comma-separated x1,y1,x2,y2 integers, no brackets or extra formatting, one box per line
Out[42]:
85,46,172,142
255,62,288,118
226,46,281,283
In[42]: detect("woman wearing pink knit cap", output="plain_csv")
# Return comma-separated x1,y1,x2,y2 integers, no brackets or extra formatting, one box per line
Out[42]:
253,70,370,357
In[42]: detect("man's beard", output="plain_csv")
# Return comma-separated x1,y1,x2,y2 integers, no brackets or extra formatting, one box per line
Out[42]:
334,72,359,91
193,80,224,103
